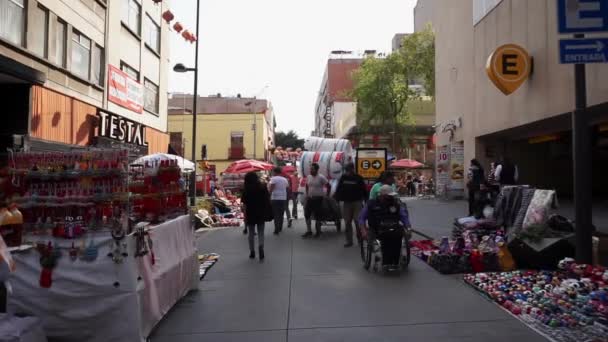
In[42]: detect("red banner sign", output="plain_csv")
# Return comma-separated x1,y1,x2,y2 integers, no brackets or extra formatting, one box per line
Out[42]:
108,65,143,113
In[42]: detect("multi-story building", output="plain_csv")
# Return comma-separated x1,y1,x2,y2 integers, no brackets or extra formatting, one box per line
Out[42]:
314,49,436,164
167,94,276,174
391,34,409,52
0,0,170,160
433,0,608,197
313,53,362,139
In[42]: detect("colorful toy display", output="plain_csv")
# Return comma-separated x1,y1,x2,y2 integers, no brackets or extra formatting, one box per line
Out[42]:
464,259,608,342
410,222,513,274
130,158,188,223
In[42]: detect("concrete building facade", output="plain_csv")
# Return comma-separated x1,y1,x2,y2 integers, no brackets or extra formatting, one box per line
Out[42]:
0,0,171,159
433,0,608,197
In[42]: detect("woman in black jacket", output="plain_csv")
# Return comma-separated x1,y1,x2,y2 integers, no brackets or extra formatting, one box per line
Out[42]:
467,159,485,217
241,172,271,259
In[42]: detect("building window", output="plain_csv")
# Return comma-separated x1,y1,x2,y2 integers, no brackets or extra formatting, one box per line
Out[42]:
144,14,160,53
169,132,183,156
31,5,49,58
120,61,139,80
144,78,159,114
56,19,66,67
92,45,104,86
229,132,245,159
473,0,503,25
71,31,91,80
122,0,141,35
0,0,25,46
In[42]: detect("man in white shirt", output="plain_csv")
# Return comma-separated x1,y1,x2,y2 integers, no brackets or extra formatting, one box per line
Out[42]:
269,167,289,234
303,163,329,238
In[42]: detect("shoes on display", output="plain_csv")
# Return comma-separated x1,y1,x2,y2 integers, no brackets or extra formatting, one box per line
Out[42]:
249,251,255,259
302,232,313,238
259,246,264,260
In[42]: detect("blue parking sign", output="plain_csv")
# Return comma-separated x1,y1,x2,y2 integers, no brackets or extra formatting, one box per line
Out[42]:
558,0,608,34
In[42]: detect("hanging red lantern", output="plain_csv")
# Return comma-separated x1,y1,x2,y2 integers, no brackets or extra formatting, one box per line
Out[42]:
182,30,192,41
162,10,174,23
152,0,162,3
189,35,197,43
173,22,183,33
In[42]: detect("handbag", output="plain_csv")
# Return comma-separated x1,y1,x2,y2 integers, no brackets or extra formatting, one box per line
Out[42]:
263,195,273,222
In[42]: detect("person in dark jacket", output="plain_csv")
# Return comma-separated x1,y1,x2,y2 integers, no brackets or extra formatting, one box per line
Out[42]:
334,163,367,247
359,185,411,267
241,172,271,260
494,157,518,186
467,159,485,217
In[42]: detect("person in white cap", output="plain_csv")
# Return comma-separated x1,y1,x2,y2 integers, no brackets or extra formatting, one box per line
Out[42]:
359,185,412,267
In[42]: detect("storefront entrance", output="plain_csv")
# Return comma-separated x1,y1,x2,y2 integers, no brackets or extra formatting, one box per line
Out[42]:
0,55,45,165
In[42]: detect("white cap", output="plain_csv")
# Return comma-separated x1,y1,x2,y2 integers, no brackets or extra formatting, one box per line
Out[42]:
379,185,397,197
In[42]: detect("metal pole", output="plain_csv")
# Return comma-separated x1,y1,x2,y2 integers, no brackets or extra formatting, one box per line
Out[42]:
572,33,592,263
253,98,257,160
190,0,201,207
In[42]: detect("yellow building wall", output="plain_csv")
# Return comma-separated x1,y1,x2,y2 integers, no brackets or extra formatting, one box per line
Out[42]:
168,113,270,173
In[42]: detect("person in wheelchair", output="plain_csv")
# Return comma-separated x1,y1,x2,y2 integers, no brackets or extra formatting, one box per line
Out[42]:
359,185,412,270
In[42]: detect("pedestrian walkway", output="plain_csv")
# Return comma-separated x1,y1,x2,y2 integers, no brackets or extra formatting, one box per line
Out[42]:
150,207,547,342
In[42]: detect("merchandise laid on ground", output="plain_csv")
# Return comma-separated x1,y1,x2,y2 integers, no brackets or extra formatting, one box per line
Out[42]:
0,150,197,342
195,194,243,229
198,253,220,280
465,259,608,342
407,185,608,342
409,186,581,275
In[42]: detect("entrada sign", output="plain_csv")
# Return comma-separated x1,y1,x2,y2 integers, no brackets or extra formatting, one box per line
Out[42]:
97,110,148,146
356,148,387,180
486,44,532,95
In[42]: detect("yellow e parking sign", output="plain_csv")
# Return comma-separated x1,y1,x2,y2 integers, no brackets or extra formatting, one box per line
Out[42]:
356,148,387,180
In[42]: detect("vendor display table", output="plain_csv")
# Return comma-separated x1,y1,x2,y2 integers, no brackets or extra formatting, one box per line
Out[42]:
7,215,197,342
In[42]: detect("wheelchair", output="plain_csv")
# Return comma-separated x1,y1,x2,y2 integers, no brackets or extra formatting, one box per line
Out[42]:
360,225,411,272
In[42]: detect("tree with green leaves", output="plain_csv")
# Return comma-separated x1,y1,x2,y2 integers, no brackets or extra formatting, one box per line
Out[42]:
352,25,435,147
274,130,305,149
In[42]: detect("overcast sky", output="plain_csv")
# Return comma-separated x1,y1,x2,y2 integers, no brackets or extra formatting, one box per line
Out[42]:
169,0,417,137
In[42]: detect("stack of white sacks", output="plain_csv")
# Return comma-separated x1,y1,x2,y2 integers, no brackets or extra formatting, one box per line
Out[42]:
297,137,355,203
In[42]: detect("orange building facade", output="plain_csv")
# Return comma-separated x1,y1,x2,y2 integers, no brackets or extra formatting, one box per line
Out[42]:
29,86,168,155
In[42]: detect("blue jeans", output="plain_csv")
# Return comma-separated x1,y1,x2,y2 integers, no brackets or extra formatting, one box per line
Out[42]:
247,223,265,251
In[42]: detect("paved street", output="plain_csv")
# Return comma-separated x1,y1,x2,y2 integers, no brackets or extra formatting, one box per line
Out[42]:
150,199,549,342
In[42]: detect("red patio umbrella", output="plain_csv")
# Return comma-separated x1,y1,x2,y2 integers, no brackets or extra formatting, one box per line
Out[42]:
390,159,425,169
224,160,274,174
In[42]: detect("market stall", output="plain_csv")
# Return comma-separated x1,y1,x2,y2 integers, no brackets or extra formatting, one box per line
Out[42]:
1,150,196,342
411,186,573,275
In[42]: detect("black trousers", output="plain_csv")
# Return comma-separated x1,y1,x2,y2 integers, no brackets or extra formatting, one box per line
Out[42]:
271,200,287,233
377,228,404,265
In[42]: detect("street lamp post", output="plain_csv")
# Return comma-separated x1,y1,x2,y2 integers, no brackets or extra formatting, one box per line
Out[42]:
173,0,201,207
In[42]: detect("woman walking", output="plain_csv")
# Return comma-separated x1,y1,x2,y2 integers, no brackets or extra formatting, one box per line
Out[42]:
467,159,485,217
241,172,271,259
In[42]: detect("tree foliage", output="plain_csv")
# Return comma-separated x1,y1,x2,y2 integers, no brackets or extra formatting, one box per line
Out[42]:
274,130,305,149
352,25,435,134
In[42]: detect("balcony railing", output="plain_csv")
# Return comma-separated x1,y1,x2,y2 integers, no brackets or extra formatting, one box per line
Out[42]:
228,146,245,159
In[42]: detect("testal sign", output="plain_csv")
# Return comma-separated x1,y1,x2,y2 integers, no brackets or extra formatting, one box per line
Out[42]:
97,110,148,147
486,44,532,95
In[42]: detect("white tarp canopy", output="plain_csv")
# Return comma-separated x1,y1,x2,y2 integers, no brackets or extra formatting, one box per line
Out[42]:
132,153,195,173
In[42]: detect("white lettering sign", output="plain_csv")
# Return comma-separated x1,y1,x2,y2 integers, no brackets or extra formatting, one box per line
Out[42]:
97,110,148,147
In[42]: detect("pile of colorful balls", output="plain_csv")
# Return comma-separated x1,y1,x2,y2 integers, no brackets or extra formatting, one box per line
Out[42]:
464,258,608,341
